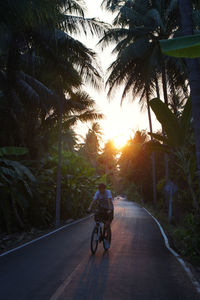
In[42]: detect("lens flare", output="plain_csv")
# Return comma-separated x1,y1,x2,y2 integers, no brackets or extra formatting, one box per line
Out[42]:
113,134,129,149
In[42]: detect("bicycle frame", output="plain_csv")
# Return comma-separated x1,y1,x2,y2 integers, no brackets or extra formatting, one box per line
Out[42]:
90,220,111,254
96,221,104,241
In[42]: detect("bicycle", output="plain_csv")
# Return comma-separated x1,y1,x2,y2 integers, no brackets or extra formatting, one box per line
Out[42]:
90,214,112,254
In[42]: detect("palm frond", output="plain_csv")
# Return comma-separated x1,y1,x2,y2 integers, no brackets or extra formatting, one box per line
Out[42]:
62,15,109,36
63,91,97,114
64,0,85,17
101,0,124,12
165,0,178,18
146,8,165,31
63,110,104,128
16,77,40,104
22,73,54,97
99,28,132,49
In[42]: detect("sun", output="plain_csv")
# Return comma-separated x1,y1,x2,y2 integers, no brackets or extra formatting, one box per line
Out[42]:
113,134,129,149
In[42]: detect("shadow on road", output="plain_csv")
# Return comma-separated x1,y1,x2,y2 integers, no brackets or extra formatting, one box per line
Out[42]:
67,250,110,300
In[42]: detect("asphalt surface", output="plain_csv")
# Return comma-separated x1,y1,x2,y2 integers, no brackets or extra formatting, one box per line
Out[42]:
0,198,199,300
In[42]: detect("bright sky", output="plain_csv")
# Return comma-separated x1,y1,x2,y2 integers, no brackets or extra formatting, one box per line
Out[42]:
75,0,160,148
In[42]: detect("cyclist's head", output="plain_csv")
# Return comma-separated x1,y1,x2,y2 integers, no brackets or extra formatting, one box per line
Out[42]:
98,183,106,193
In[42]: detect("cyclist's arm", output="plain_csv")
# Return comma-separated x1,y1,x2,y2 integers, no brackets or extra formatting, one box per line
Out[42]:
88,191,98,211
88,199,96,211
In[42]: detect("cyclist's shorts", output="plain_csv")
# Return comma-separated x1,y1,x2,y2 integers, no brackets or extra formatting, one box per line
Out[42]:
94,207,113,223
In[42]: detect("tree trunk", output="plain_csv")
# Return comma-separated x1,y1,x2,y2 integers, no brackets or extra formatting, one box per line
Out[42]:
179,0,200,203
171,84,179,117
55,97,63,227
161,61,170,186
155,76,160,99
182,151,199,210
161,61,169,106
146,91,157,207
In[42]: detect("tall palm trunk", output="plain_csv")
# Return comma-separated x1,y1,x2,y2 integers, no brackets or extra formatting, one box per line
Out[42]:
56,96,63,227
155,76,160,99
171,84,179,117
161,61,170,186
146,90,157,207
179,0,200,206
155,73,170,189
161,61,169,106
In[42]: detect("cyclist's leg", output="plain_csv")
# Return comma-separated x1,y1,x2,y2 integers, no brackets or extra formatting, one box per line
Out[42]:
94,208,101,222
94,208,104,241
103,209,112,236
109,209,114,223
105,209,113,227
102,209,112,250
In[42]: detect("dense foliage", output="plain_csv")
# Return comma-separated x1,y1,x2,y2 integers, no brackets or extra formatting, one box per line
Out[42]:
0,0,106,232
101,0,200,264
118,131,164,203
34,151,106,226
1,0,200,265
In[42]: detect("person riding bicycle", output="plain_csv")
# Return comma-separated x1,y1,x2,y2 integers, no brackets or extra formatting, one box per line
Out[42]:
88,183,114,227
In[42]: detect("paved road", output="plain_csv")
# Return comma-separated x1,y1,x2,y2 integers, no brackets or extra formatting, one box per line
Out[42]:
0,198,199,300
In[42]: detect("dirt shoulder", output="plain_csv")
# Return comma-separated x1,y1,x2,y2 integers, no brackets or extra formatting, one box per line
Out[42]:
0,218,75,255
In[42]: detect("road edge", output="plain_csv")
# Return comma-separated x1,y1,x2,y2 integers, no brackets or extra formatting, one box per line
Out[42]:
0,214,93,258
143,207,200,294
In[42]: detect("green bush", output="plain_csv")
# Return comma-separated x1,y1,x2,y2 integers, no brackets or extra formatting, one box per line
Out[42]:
0,147,36,232
125,183,142,203
172,213,200,264
35,151,105,225
0,148,106,232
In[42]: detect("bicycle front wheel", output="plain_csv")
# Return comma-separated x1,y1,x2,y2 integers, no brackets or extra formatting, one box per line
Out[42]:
91,227,99,254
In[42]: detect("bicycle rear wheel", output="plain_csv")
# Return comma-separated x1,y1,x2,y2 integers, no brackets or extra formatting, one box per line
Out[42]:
103,226,111,251
91,227,99,254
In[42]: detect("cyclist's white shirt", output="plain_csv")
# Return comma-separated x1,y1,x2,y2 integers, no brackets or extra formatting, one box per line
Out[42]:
93,189,114,210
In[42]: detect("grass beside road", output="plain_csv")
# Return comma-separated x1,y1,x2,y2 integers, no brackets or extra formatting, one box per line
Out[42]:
129,197,200,268
144,204,200,265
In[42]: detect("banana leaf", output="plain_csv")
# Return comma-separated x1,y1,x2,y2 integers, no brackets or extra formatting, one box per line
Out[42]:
160,34,200,58
148,132,169,144
0,147,28,156
149,98,182,147
0,159,36,182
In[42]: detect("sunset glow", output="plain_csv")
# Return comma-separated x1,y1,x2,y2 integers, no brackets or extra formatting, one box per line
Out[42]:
75,0,161,145
113,134,129,149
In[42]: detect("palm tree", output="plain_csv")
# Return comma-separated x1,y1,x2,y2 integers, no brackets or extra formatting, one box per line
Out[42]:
100,0,189,204
102,0,189,113
0,0,107,226
49,2,106,226
80,122,103,170
101,0,188,119
54,91,103,226
178,0,200,195
100,140,117,184
118,130,152,201
0,0,106,148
